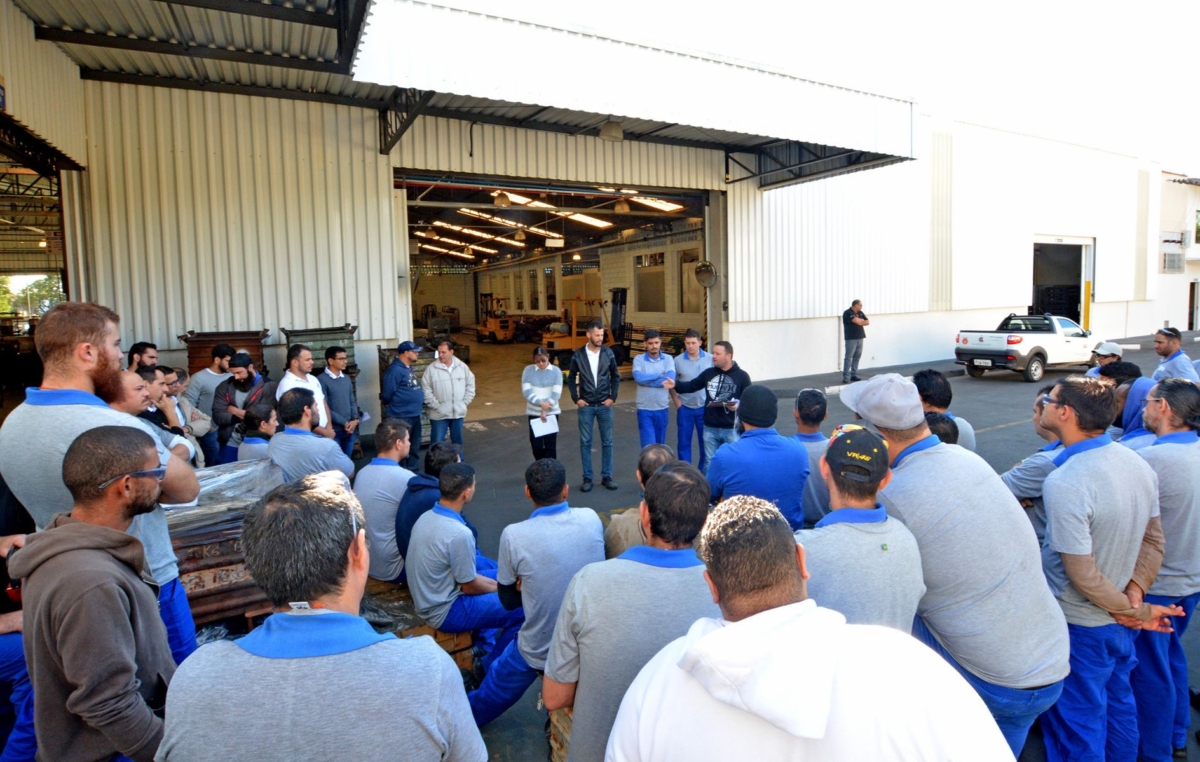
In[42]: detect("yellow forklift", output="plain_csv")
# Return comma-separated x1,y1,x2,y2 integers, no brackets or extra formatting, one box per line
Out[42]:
542,287,630,368
476,293,515,343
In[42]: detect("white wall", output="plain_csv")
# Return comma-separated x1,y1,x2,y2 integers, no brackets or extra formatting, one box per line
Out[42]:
0,0,86,162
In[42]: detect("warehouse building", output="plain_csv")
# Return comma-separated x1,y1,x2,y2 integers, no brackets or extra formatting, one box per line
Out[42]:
0,0,1183,427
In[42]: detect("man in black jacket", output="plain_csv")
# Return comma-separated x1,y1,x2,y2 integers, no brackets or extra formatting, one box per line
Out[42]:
664,341,750,471
567,321,621,492
211,353,277,463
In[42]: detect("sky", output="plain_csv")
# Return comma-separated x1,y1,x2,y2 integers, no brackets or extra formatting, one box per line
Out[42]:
361,0,1200,174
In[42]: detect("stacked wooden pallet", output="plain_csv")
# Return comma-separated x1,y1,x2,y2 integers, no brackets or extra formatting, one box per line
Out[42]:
628,326,693,357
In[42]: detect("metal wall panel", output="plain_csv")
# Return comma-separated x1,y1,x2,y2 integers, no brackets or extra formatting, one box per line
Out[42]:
928,130,953,311
0,0,87,162
394,115,726,191
83,80,398,350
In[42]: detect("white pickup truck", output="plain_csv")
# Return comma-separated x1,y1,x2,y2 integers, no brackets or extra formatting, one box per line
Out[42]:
955,313,1101,382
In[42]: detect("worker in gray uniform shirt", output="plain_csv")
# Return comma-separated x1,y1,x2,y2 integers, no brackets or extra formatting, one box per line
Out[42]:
267,389,354,483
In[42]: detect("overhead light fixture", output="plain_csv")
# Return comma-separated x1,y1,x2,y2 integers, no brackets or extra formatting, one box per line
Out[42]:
457,208,563,238
598,120,624,142
432,221,525,248
494,192,511,208
418,243,475,261
632,196,684,212
38,239,47,248
572,253,582,261
514,230,526,241
613,199,631,214
499,191,612,229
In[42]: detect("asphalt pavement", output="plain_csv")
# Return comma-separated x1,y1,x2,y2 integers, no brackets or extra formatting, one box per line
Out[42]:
381,331,1200,761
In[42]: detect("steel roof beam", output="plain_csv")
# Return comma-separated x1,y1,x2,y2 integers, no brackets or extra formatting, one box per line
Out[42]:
151,0,338,28
38,27,342,74
79,70,390,111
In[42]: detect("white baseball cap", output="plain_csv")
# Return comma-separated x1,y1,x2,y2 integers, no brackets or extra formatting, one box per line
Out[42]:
839,374,926,430
1094,341,1123,358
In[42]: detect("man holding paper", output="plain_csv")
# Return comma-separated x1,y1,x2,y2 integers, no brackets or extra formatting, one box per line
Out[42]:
663,341,750,471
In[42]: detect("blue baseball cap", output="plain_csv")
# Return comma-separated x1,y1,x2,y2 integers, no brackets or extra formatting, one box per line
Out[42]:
397,340,424,353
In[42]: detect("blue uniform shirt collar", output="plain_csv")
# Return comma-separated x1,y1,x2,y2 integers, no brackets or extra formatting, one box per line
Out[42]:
617,545,704,568
235,611,394,658
530,500,570,518
1052,434,1112,467
1168,350,1186,362
432,503,468,526
368,457,399,467
244,436,269,444
1039,440,1062,452
794,432,827,443
944,411,956,420
892,435,941,469
282,426,320,438
1152,431,1200,446
815,505,888,529
24,388,108,407
741,428,777,439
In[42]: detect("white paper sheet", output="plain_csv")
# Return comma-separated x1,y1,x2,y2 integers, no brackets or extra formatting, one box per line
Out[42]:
530,415,559,438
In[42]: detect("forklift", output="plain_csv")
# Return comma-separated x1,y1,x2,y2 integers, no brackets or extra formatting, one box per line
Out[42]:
476,293,515,343
542,287,631,368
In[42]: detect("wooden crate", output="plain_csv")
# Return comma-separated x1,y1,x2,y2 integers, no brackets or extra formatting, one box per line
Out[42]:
178,329,270,377
363,578,476,669
280,324,359,376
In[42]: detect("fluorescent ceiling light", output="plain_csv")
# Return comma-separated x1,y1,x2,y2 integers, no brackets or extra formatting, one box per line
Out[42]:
432,220,525,248
631,196,684,212
419,243,475,261
415,229,497,254
457,208,563,238
492,191,612,229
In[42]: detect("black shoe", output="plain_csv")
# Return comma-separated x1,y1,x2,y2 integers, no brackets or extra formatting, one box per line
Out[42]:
581,479,593,493
850,375,863,382
1173,746,1187,759
602,477,619,491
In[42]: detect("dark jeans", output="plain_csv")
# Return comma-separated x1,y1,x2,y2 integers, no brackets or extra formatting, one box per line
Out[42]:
334,429,357,458
528,416,557,460
577,403,614,481
429,418,464,448
198,430,219,468
843,339,863,381
401,415,423,471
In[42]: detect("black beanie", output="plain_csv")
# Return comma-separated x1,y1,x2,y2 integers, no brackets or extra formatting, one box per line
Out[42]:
738,384,777,428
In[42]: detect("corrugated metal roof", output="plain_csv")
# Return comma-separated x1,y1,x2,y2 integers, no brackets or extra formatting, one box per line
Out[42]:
358,0,914,158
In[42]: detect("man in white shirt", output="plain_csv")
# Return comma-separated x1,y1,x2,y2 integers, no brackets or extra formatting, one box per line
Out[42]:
606,495,1012,762
275,344,334,439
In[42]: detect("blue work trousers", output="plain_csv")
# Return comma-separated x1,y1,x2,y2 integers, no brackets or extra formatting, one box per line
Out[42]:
676,405,706,473
429,418,464,448
1041,622,1138,762
914,616,1063,758
577,404,614,481
217,444,239,465
1132,591,1200,760
334,429,357,458
702,426,738,474
439,592,524,673
158,577,198,665
467,639,540,727
198,430,219,469
0,633,34,762
636,408,668,448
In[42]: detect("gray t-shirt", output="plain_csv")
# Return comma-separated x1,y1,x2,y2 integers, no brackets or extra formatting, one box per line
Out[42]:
353,460,415,582
545,549,718,762
497,504,604,670
1043,439,1158,626
182,368,231,417
879,438,1069,689
1139,436,1200,597
407,507,478,629
266,428,355,483
237,437,270,462
155,626,485,762
0,392,180,584
1000,444,1061,543
949,414,976,451
794,433,830,528
797,511,925,631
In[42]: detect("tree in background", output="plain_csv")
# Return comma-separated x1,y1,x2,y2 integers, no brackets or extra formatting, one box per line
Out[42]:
11,274,64,315
0,276,11,313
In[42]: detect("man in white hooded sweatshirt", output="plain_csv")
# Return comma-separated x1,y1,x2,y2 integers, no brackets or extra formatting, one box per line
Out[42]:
605,495,1013,762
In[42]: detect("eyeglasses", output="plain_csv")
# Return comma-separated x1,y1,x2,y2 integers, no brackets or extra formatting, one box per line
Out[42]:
97,466,168,491
1142,396,1164,406
1041,395,1065,408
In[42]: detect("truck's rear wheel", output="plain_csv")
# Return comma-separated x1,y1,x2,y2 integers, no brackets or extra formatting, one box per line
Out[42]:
1023,355,1045,383
966,365,987,378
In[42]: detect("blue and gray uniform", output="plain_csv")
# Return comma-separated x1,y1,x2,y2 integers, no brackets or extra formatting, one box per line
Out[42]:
1154,350,1200,382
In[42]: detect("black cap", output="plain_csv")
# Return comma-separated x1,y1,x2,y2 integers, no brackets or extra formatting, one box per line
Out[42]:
738,384,778,428
824,424,889,484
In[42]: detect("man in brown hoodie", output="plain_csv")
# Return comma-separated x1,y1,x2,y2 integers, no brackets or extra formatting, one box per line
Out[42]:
8,425,177,762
